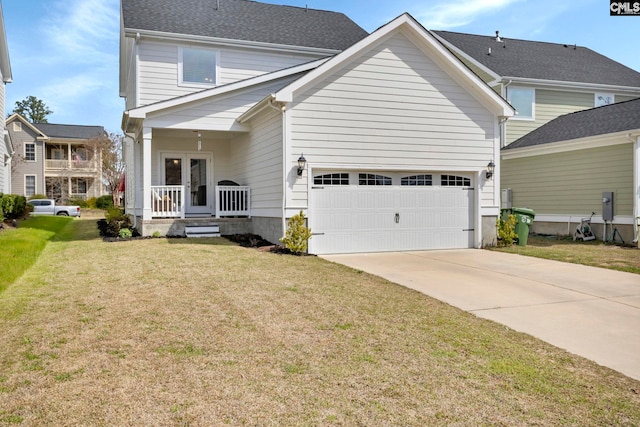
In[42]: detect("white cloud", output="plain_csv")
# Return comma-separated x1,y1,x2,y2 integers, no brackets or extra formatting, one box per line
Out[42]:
44,0,119,64
416,0,523,29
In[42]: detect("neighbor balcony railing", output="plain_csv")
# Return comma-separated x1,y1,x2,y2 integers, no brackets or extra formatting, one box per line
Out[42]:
45,159,97,170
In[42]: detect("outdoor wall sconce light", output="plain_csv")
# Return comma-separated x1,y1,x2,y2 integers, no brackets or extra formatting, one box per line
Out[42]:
297,154,306,176
486,160,495,179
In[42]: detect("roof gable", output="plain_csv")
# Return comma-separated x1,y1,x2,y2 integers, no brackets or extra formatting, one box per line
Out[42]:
505,97,640,150
122,0,368,51
434,30,640,88
274,14,514,118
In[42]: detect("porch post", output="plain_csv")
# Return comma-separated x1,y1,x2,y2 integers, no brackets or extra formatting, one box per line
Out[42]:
142,127,152,221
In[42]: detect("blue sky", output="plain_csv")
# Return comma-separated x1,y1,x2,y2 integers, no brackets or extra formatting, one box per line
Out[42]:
3,0,639,134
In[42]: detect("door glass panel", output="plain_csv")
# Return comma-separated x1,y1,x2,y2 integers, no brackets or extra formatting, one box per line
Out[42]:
165,158,182,185
190,158,207,207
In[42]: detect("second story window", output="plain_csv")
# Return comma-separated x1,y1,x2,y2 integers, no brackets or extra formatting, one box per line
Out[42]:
507,87,534,120
25,143,36,161
180,47,218,86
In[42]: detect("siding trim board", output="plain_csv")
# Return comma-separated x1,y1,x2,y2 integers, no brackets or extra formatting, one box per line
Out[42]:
502,131,638,160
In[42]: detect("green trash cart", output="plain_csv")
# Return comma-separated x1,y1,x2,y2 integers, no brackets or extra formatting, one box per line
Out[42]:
512,207,535,246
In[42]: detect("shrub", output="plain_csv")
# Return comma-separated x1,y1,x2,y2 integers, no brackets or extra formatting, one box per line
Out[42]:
119,228,133,239
96,195,114,210
0,194,29,220
280,211,312,255
28,194,48,200
497,214,518,247
105,208,132,237
67,198,88,208
85,197,98,209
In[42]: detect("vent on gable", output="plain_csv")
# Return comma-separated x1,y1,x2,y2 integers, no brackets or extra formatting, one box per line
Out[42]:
13,122,22,132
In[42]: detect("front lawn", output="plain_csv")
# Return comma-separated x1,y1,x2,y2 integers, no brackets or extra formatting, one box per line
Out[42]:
0,216,72,294
0,219,638,425
490,235,640,274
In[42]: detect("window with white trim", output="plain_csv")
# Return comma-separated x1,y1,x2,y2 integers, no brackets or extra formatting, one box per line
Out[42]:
595,93,614,107
52,148,65,160
25,143,35,161
25,175,36,196
401,174,432,186
507,87,535,120
441,175,471,187
314,173,349,185
179,47,218,86
359,173,392,186
72,178,87,194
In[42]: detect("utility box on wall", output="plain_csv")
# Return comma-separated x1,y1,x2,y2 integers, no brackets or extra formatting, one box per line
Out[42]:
602,191,614,221
501,188,512,209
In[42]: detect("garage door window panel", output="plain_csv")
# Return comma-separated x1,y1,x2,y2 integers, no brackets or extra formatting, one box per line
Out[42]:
441,175,471,187
314,173,349,186
359,173,392,186
401,174,432,186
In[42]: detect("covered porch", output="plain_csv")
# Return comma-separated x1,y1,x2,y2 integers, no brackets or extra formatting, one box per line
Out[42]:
124,127,254,233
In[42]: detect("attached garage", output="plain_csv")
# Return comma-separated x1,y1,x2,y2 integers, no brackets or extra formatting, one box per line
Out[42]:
308,171,475,254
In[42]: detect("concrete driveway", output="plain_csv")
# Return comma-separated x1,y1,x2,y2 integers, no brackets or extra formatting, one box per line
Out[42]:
322,250,640,381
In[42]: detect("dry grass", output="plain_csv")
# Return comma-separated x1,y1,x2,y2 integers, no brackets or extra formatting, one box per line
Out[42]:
0,219,639,425
491,235,640,274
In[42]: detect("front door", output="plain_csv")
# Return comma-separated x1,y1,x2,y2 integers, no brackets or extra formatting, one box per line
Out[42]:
162,153,213,216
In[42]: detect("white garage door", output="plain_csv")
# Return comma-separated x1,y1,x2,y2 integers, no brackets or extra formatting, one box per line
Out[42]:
308,172,474,254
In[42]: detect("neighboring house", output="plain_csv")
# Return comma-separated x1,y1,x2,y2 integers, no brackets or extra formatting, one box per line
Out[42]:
0,1,12,194
7,114,106,201
502,98,640,243
120,0,514,253
433,31,640,146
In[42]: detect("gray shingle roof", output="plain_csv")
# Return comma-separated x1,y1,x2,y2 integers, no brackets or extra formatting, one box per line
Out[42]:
434,30,640,88
504,97,640,150
122,0,368,51
34,123,106,140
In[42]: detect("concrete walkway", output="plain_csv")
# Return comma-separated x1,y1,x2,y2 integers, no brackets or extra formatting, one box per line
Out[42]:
322,250,640,381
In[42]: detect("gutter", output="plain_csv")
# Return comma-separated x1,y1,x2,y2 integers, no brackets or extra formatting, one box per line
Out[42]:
501,76,640,93
124,29,341,56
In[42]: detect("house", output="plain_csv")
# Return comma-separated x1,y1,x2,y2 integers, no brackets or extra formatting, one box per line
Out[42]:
120,0,514,253
7,114,106,201
433,31,640,146
502,98,640,244
0,2,12,194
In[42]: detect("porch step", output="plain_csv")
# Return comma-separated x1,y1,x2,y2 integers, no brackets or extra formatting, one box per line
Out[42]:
185,224,221,238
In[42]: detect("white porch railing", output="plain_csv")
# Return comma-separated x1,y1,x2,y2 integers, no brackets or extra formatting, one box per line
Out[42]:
216,186,251,218
46,159,96,170
151,185,185,218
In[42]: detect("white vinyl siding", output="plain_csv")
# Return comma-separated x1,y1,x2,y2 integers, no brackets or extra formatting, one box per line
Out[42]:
502,143,634,216
229,109,283,217
137,41,323,106
145,78,298,131
290,33,496,208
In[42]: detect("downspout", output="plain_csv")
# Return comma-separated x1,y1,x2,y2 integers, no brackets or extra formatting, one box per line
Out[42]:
632,133,640,243
265,96,288,238
500,80,513,148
